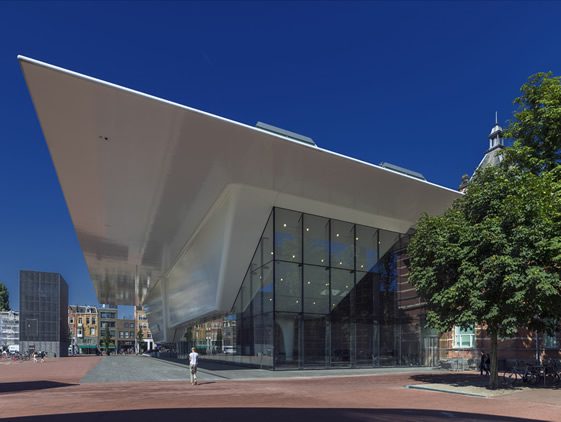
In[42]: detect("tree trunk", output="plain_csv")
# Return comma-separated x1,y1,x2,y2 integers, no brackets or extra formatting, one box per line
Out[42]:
489,330,499,389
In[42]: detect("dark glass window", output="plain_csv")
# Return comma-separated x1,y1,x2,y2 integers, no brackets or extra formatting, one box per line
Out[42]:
275,209,302,263
303,265,329,315
303,214,329,266
275,262,301,313
274,313,300,368
330,220,354,270
356,225,378,272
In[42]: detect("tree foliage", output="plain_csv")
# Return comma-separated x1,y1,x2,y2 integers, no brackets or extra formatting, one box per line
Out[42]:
503,72,561,174
408,72,561,388
410,166,561,335
137,328,145,353
0,283,10,312
102,329,112,351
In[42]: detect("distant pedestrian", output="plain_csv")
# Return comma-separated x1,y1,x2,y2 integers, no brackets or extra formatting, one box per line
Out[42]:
189,347,199,385
33,352,38,363
479,351,489,376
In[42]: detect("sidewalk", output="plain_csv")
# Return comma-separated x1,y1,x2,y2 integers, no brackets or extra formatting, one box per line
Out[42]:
2,356,560,421
163,356,442,379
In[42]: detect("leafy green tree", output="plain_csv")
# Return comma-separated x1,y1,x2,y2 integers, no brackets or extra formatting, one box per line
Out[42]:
136,329,144,353
0,283,10,311
408,72,561,389
409,165,561,388
503,72,561,174
102,330,112,353
215,329,223,352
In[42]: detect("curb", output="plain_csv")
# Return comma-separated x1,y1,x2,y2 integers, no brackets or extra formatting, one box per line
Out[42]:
406,384,489,398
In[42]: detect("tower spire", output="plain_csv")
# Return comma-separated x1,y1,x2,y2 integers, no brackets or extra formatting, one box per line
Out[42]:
488,112,503,150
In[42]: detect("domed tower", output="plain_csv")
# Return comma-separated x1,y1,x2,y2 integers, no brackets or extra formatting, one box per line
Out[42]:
475,112,506,171
459,113,506,192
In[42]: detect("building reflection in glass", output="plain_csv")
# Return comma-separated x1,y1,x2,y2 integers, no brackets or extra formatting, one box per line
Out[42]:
183,208,431,369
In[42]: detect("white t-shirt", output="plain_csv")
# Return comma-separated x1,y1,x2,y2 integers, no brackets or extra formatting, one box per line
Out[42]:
189,351,198,366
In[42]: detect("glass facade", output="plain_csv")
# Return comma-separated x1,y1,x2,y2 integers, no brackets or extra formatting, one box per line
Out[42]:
185,208,431,369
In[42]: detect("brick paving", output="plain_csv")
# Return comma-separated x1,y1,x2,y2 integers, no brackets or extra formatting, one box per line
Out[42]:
1,356,560,421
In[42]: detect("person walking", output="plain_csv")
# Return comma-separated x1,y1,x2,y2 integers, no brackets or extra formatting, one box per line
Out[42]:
479,351,490,376
189,347,199,385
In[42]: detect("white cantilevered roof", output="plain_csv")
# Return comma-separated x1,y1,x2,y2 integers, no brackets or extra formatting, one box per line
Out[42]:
19,56,461,313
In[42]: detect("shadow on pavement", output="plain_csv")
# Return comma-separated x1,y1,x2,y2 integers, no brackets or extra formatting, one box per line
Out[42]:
409,372,561,390
410,372,489,387
7,408,546,422
0,381,76,394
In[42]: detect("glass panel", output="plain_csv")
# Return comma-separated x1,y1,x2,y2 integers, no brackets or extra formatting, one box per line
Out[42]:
379,322,398,366
275,313,300,368
356,225,378,272
224,207,427,370
378,229,400,270
303,314,328,366
355,271,374,319
275,209,302,263
303,214,329,266
262,213,274,266
303,265,329,315
249,266,263,316
331,319,351,366
331,220,354,270
241,273,252,316
330,268,353,313
262,312,273,359
399,317,421,365
356,320,374,366
251,239,264,271
275,262,302,313
261,263,274,314
240,317,253,355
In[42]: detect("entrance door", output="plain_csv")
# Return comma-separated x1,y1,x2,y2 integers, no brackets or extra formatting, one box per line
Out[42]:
423,336,438,367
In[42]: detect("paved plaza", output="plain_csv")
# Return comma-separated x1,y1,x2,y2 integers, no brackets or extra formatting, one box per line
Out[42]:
1,356,561,421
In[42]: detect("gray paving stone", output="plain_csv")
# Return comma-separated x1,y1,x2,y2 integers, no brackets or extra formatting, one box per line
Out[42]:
81,355,439,383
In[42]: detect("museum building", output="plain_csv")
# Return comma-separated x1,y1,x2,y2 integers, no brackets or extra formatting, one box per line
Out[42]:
19,56,461,369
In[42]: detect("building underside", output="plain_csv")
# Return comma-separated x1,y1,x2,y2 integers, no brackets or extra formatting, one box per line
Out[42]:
20,56,461,367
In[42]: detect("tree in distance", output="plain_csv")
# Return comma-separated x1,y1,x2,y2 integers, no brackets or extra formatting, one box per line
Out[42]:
0,283,10,312
136,328,144,354
102,329,112,354
408,72,561,389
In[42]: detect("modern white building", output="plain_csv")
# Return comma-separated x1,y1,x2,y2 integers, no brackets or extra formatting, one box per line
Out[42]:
20,56,461,368
0,310,19,348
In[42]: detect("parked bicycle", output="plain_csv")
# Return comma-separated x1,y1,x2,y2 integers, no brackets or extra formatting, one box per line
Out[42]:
503,359,561,387
502,361,539,387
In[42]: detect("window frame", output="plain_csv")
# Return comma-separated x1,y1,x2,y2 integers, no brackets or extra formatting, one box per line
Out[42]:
453,325,475,349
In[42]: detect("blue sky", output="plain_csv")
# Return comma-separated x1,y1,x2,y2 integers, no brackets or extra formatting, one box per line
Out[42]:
1,1,561,310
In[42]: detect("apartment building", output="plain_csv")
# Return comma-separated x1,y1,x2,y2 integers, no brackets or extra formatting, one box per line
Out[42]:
68,305,99,354
0,310,19,348
135,306,153,352
99,305,117,353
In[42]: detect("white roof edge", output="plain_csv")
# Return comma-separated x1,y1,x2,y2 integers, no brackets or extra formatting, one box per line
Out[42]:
17,55,460,196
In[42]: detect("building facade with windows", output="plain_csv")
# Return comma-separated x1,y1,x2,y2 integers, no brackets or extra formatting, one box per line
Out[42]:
20,56,462,369
99,305,117,353
68,305,99,354
19,270,69,357
135,307,154,352
0,311,19,349
116,318,135,353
